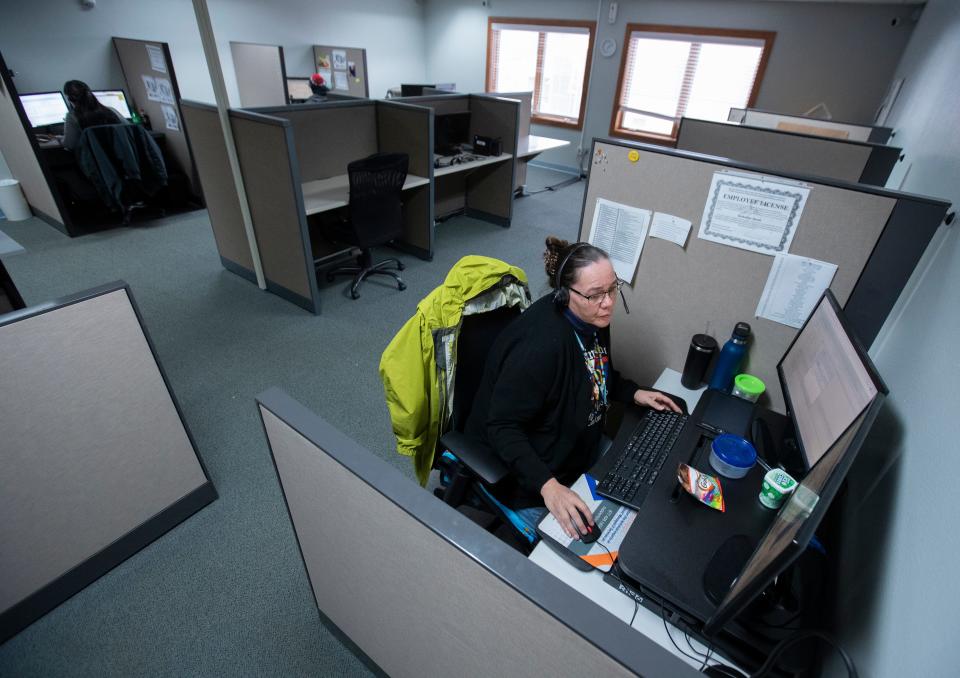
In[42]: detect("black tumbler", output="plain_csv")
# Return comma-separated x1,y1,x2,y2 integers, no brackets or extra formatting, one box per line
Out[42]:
681,334,718,389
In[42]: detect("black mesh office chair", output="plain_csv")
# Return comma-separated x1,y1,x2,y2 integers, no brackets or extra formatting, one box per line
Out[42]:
325,152,409,299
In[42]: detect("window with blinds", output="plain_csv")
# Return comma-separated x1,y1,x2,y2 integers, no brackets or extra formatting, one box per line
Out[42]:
611,25,775,143
487,18,595,129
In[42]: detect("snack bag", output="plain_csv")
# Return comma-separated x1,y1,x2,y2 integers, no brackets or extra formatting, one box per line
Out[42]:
677,463,725,512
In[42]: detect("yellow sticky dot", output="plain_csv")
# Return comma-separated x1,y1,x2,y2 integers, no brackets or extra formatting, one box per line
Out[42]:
628,150,640,163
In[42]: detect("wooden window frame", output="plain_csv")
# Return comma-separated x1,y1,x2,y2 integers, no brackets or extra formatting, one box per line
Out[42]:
610,24,776,146
486,17,596,131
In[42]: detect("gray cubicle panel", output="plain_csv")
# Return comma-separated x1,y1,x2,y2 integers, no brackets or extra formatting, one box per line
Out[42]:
0,282,216,643
179,100,256,281
112,37,202,200
228,108,320,313
491,91,533,191
0,49,69,233
256,388,700,678
230,41,287,107
312,45,369,98
676,118,902,187
730,107,893,144
578,138,950,413
399,93,519,227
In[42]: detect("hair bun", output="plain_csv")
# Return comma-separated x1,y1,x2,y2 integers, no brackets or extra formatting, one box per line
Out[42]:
543,236,570,285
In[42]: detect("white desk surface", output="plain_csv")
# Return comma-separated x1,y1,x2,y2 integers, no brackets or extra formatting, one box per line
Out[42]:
432,152,512,178
516,134,569,159
528,368,738,672
301,173,429,216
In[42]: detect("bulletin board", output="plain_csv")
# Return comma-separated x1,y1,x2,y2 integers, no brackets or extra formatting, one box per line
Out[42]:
312,45,369,98
578,139,948,413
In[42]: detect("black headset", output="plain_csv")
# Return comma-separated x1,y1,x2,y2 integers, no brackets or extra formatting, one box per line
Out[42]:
552,242,590,308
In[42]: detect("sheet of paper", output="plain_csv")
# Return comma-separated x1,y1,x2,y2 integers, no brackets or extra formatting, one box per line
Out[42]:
649,211,692,248
332,49,347,70
154,78,175,105
141,75,160,102
333,71,349,91
588,198,651,283
538,475,637,568
698,171,810,256
145,44,166,73
317,68,332,87
160,104,180,132
755,253,838,329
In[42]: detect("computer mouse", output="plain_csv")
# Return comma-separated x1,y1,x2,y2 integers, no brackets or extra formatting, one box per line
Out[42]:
576,508,601,544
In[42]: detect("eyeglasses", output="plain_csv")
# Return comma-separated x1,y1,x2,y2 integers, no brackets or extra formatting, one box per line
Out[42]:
569,279,625,305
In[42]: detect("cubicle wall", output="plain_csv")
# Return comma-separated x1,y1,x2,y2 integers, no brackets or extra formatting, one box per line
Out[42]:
0,50,67,231
230,41,287,107
677,118,902,186
0,283,217,642
179,101,255,281
578,138,949,412
492,91,532,191
312,44,369,98
257,388,699,678
112,37,202,199
728,107,893,144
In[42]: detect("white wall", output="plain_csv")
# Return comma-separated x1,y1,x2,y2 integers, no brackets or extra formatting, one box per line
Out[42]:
831,1,959,676
0,0,427,107
424,0,921,171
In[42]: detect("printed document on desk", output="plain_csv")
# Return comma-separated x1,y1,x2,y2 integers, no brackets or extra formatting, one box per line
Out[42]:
756,253,838,328
588,198,651,282
538,475,637,569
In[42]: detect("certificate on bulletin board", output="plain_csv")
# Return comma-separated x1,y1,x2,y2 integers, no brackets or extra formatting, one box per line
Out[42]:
698,171,810,256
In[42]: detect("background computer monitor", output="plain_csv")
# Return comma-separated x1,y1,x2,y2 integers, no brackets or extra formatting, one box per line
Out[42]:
286,77,313,102
703,291,888,636
434,112,471,155
92,90,133,119
19,92,68,129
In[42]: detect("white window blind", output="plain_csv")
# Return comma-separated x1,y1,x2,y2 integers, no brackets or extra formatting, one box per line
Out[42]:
488,21,593,127
616,29,769,140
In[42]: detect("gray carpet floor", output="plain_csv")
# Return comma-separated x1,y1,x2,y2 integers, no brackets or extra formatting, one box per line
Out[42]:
0,166,585,677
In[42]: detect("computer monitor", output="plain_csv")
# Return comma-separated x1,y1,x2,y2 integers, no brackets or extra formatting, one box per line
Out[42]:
92,90,133,119
702,290,887,636
20,92,69,129
286,77,313,102
434,112,471,155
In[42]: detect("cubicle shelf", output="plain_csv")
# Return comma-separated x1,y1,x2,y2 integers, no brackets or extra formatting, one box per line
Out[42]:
432,153,512,178
302,173,429,215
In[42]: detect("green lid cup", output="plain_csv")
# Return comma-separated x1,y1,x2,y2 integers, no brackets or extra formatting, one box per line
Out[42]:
732,373,765,403
759,468,797,509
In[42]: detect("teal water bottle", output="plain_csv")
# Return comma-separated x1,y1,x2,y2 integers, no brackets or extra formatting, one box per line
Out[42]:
708,322,751,392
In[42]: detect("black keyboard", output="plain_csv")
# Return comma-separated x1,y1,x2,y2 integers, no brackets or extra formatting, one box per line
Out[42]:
597,410,688,510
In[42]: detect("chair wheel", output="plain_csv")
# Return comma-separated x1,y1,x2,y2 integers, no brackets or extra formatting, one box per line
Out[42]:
398,282,407,291
326,273,335,282
397,261,405,271
351,290,360,299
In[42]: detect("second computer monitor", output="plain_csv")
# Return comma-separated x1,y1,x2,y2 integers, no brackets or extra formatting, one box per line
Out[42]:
20,92,69,129
92,90,133,120
434,112,471,156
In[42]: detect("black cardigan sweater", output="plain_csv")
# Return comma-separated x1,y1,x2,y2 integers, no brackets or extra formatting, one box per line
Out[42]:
465,295,641,507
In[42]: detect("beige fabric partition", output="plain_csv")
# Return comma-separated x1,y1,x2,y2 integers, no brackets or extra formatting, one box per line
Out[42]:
677,118,873,184
312,45,368,97
112,37,200,198
0,53,63,226
492,91,532,190
230,42,286,107
258,390,698,678
268,105,378,182
467,95,519,221
180,101,254,276
230,111,317,311
0,284,215,641
580,140,896,412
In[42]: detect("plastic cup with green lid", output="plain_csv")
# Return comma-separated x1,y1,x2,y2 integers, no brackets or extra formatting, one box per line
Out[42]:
732,373,765,403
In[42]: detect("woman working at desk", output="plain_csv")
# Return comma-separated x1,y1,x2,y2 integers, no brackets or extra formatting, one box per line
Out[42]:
62,80,125,150
466,237,680,540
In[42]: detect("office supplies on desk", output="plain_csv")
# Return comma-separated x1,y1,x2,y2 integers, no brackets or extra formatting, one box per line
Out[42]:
472,134,501,156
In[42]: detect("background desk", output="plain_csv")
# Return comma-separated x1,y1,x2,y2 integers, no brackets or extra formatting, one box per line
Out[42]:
432,152,513,221
301,173,429,215
527,368,728,671
515,135,570,195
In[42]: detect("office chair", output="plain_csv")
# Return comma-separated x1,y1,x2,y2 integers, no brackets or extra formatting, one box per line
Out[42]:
74,124,168,225
325,152,409,299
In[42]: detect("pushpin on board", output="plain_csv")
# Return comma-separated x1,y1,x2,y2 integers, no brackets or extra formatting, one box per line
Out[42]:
628,150,639,163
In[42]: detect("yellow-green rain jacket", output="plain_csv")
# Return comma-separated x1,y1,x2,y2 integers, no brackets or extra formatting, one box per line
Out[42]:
380,255,530,485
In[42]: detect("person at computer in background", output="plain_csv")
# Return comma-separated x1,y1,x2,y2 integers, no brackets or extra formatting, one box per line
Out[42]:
466,237,680,540
307,73,329,103
62,80,125,151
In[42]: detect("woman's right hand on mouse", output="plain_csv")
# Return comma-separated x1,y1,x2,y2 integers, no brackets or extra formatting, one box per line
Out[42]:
541,478,593,539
